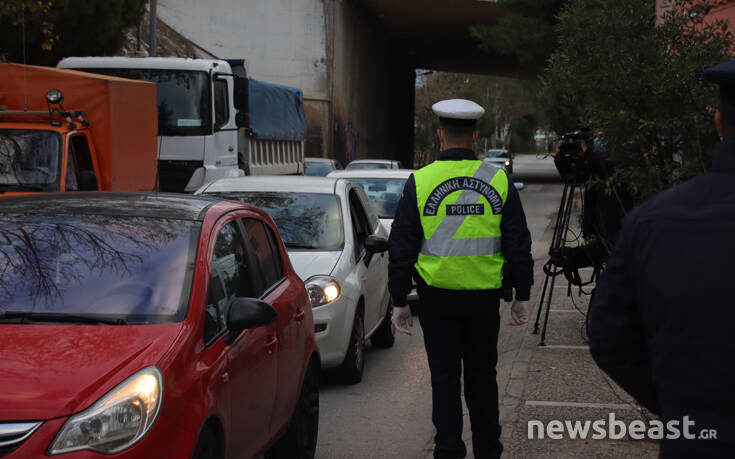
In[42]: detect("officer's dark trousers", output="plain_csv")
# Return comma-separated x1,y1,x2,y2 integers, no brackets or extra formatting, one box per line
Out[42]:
417,283,502,459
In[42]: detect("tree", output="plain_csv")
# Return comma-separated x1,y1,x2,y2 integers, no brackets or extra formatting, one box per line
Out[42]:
0,0,147,66
470,0,567,71
414,71,542,165
0,0,55,62
540,0,734,200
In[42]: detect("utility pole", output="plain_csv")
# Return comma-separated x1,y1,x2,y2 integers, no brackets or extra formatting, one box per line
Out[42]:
149,0,157,56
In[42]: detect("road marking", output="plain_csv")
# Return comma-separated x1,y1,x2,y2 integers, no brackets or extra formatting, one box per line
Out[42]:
525,400,638,410
538,345,589,350
548,309,581,313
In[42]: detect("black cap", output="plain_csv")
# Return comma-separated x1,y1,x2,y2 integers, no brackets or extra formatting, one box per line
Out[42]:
704,59,735,106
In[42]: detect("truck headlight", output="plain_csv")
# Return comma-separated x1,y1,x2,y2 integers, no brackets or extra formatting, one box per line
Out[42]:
305,276,341,307
48,367,163,455
504,160,510,166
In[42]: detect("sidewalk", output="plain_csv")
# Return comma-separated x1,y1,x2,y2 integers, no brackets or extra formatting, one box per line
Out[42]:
429,217,659,458
497,265,658,458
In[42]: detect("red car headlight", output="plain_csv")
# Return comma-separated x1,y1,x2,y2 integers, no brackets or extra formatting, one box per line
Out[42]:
48,366,163,455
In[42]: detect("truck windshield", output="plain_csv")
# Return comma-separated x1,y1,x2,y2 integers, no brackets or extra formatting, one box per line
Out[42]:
79,68,211,136
0,129,62,192
0,214,198,323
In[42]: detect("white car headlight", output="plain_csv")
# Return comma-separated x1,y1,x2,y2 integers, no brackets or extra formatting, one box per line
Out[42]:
305,276,341,307
48,366,163,455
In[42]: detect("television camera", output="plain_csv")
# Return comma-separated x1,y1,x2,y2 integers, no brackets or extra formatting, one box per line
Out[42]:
532,130,613,345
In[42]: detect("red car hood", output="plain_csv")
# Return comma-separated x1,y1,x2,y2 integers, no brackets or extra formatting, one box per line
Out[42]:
0,323,182,421
0,191,38,197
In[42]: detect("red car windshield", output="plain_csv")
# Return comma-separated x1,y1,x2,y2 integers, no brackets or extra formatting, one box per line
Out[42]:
0,214,198,323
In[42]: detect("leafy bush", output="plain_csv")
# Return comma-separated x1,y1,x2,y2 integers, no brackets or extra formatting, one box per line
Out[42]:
0,0,146,65
541,0,734,200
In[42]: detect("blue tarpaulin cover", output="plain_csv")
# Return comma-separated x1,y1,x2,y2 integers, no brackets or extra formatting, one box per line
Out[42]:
248,78,307,141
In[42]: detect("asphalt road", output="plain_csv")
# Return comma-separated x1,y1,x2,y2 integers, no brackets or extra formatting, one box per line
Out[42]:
316,155,561,459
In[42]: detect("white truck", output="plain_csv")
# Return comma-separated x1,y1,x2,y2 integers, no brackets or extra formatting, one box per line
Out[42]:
58,57,306,192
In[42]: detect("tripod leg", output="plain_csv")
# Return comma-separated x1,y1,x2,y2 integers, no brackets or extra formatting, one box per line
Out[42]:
539,180,576,345
549,182,571,253
532,271,550,335
540,268,558,346
534,181,569,337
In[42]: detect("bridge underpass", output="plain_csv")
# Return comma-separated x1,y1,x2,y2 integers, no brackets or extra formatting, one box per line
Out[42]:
152,0,532,167
347,0,536,168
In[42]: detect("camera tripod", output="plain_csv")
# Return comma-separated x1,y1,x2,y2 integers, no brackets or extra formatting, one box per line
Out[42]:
532,177,586,346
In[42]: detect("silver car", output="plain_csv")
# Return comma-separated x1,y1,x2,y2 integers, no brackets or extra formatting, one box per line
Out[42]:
484,149,513,174
327,169,413,233
196,176,394,384
304,157,343,177
345,159,403,170
327,169,419,304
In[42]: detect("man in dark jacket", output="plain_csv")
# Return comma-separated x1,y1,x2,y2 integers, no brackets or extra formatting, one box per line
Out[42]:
589,59,735,457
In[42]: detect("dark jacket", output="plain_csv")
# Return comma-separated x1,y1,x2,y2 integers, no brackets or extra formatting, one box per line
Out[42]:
589,139,735,442
388,148,533,305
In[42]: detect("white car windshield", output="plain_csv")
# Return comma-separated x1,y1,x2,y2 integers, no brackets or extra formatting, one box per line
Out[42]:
486,149,509,159
304,161,336,177
346,162,390,170
350,178,407,218
210,192,345,250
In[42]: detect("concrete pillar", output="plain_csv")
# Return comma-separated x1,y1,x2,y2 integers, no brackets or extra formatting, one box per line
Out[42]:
149,0,157,56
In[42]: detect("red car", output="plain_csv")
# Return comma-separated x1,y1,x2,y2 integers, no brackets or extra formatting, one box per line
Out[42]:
0,193,319,459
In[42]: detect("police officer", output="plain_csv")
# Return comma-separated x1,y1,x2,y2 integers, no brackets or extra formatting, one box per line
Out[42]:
389,99,533,459
589,59,735,457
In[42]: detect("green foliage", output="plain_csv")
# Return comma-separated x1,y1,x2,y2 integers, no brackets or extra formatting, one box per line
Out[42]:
540,0,734,200
0,0,55,61
470,0,567,69
414,71,542,164
0,0,147,65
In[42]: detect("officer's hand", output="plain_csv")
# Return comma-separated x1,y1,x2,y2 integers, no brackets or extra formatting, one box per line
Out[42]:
392,305,413,335
510,300,530,326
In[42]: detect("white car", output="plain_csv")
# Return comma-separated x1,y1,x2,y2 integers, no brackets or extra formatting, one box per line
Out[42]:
346,159,403,170
327,169,418,304
304,157,343,176
196,176,394,383
484,149,513,174
326,169,413,233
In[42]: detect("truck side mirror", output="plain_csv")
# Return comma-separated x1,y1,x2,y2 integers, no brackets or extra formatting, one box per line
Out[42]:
78,170,98,191
234,77,250,128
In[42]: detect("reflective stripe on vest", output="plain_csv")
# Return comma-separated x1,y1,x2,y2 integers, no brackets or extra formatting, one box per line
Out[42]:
413,159,508,290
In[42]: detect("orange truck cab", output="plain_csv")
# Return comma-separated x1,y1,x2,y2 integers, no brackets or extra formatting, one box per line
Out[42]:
0,63,158,196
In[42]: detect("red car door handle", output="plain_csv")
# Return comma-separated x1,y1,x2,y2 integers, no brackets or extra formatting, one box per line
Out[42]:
265,336,278,355
295,309,305,322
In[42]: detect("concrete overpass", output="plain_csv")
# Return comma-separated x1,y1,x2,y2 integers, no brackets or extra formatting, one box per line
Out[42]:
153,0,529,167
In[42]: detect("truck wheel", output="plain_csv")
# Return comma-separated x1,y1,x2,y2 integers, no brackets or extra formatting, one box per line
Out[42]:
340,311,365,384
370,303,395,348
265,362,319,459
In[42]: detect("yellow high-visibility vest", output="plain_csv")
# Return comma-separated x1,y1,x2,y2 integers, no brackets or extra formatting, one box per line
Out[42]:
414,160,508,290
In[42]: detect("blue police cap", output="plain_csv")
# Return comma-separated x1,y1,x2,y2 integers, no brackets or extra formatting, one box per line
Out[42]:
704,59,735,106
704,59,735,84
